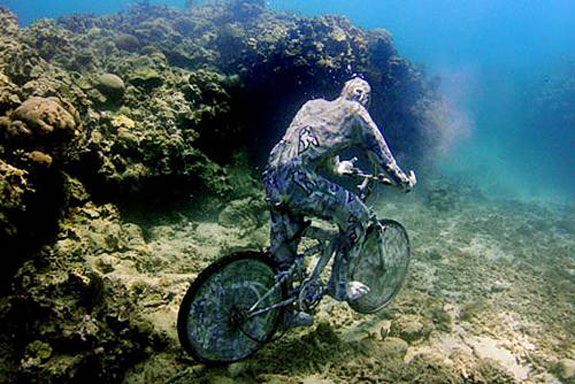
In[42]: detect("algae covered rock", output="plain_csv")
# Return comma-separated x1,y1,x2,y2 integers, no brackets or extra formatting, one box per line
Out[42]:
114,33,141,52
378,337,409,360
21,340,53,369
218,195,268,231
128,67,163,89
0,159,33,238
557,359,575,380
0,39,47,85
0,72,21,114
27,150,53,168
390,315,426,343
95,73,125,101
0,7,18,36
0,203,169,383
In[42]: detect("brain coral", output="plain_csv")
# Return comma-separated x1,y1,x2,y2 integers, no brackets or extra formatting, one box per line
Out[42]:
7,96,79,140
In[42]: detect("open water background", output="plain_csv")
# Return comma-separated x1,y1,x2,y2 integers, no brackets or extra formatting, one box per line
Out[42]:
2,0,574,204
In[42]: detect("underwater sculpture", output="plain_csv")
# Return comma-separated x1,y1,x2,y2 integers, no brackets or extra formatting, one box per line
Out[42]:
177,78,416,364
263,77,416,325
0,3,444,381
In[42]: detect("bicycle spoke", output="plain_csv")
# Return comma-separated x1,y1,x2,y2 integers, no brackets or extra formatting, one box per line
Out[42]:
178,252,286,364
246,297,296,319
248,279,284,312
349,220,410,314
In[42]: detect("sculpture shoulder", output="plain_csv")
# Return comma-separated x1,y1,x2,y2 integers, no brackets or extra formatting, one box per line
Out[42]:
300,98,331,111
302,98,364,115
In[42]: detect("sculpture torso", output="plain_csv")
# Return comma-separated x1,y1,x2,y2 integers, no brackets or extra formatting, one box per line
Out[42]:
267,97,362,171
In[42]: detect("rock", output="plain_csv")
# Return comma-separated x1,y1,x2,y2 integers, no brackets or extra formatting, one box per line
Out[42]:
128,67,163,88
95,255,118,274
391,315,425,343
380,319,392,339
1,39,47,84
431,307,452,332
368,28,396,64
490,280,511,293
470,336,531,381
557,359,575,380
111,114,136,130
63,174,90,206
529,372,562,384
27,150,53,168
0,7,19,36
114,33,141,52
427,249,442,260
8,97,78,140
218,196,268,232
21,340,53,369
206,376,235,384
378,337,409,360
96,73,125,101
0,73,21,114
0,159,31,238
227,361,249,378
302,375,333,384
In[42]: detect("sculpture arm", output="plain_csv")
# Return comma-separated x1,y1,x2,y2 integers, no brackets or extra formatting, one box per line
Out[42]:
353,106,410,186
323,155,342,175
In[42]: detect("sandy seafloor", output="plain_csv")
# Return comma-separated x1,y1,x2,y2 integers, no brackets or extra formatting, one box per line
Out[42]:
109,179,575,384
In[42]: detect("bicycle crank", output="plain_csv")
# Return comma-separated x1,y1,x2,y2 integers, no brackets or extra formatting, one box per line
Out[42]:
298,279,326,312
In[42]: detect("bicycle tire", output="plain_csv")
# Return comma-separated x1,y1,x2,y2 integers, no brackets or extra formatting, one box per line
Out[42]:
348,219,410,314
177,251,287,365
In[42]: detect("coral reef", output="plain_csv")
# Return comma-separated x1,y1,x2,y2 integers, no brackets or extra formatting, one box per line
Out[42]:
0,159,33,239
0,6,18,37
1,204,169,383
0,0,441,271
0,73,21,115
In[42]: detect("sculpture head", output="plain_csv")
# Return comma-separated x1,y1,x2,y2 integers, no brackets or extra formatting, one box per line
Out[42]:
341,78,371,107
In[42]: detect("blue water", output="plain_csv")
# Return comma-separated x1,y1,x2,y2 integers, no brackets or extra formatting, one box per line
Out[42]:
2,0,574,203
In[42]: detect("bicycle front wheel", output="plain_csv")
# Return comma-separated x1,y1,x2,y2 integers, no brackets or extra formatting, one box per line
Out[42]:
177,251,286,364
348,219,410,314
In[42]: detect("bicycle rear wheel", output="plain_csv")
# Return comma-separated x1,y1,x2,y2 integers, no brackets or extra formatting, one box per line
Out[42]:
177,251,286,364
348,219,410,314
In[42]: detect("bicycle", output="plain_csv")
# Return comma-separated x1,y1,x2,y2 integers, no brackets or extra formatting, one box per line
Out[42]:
177,167,411,364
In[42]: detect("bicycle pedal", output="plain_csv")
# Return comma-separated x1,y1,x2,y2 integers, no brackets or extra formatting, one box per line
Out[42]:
279,311,314,330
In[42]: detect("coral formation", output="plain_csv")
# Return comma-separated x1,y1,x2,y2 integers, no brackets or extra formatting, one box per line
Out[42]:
7,97,79,140
0,73,21,114
95,73,126,102
0,159,33,239
0,6,19,37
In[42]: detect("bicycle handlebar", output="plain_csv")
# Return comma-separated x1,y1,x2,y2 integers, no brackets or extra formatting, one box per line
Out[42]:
339,167,396,201
343,168,395,185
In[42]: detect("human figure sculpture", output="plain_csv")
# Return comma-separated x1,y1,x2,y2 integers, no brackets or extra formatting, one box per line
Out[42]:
263,77,416,327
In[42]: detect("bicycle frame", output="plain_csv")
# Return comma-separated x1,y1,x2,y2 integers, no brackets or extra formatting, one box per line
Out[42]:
243,225,338,320
243,168,396,321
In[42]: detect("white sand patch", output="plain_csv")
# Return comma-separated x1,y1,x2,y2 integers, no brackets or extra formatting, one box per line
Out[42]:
404,329,472,365
460,234,514,262
467,336,531,380
409,260,437,292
